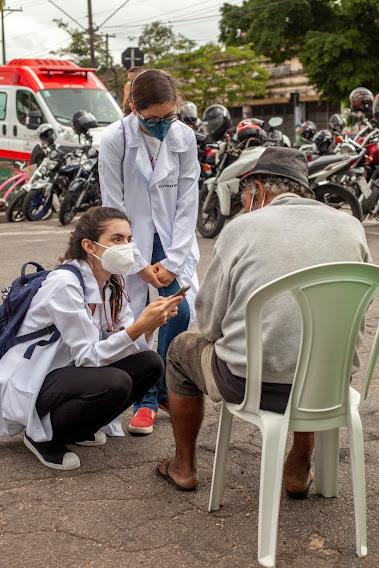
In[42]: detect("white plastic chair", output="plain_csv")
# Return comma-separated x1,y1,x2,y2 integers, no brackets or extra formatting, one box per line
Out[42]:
208,262,379,568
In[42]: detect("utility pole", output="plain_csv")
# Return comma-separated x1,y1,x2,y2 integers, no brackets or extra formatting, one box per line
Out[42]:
1,5,23,65
104,33,116,69
87,0,96,67
49,0,130,68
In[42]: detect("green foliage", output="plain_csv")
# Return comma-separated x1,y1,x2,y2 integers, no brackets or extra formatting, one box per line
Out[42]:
51,19,109,69
50,19,127,101
138,22,196,64
220,0,379,102
157,43,268,113
300,0,379,102
220,0,335,64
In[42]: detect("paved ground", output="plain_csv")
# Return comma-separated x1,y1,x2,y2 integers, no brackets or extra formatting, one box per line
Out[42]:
0,213,378,568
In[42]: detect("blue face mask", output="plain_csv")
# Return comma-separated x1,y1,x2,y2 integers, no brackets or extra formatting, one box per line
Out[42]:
138,118,173,142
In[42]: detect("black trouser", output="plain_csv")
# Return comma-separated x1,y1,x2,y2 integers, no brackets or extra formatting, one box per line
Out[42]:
36,351,164,443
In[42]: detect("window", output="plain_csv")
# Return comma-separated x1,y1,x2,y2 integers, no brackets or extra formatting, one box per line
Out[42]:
16,90,45,128
0,92,7,121
40,89,122,126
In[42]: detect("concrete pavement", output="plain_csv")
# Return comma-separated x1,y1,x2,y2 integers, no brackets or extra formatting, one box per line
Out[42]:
0,214,378,568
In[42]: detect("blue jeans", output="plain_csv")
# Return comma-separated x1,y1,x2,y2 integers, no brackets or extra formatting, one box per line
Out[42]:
133,233,190,412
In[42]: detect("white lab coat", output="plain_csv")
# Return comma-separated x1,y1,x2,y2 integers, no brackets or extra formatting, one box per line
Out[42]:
99,114,200,321
0,260,147,442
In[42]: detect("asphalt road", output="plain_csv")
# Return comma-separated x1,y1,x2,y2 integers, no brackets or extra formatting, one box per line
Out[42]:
0,213,378,568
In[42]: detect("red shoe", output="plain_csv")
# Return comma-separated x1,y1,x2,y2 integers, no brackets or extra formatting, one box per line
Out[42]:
128,408,156,435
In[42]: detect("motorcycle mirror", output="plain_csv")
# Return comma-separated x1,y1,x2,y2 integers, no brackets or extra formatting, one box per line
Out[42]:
268,117,283,128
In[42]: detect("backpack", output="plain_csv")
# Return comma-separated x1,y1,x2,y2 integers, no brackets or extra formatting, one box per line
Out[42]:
0,262,85,360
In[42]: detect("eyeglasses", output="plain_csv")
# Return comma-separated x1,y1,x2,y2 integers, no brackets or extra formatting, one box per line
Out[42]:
138,111,179,128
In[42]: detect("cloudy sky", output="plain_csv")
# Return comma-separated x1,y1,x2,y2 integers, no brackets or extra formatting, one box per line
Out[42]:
3,0,242,64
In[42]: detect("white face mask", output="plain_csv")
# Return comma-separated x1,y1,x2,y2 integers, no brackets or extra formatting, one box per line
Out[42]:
92,242,135,275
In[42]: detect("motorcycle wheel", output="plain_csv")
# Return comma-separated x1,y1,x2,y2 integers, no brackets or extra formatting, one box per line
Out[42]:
313,183,363,222
362,183,379,218
6,189,26,222
23,189,53,221
59,190,78,225
197,184,226,239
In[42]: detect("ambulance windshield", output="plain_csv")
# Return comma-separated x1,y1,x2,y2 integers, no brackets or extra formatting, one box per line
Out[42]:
40,89,122,126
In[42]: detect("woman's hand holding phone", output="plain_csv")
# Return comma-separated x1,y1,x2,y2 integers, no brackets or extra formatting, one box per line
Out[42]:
126,296,183,341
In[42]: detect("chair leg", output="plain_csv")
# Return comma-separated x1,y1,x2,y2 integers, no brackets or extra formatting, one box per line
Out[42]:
258,416,288,568
348,407,367,557
315,429,339,497
208,403,233,512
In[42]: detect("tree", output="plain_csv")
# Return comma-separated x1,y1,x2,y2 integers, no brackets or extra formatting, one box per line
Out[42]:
138,22,196,64
50,19,127,101
51,19,109,69
157,43,268,113
219,0,379,103
300,0,379,102
220,0,335,64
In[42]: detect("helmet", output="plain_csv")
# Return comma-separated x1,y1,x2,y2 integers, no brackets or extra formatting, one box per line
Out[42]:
313,129,333,155
180,101,199,127
372,94,379,124
72,111,98,135
349,87,374,115
329,114,346,132
236,119,267,146
299,121,316,141
202,104,231,142
37,123,56,146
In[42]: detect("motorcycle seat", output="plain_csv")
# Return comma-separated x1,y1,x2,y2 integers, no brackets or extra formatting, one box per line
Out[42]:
308,154,352,175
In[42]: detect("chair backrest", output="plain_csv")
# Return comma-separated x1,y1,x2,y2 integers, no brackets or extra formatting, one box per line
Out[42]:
241,262,379,424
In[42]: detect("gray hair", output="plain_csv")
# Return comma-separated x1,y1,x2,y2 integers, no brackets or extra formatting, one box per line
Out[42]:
251,174,313,199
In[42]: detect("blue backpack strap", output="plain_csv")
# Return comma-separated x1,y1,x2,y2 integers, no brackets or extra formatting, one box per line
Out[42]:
21,264,86,359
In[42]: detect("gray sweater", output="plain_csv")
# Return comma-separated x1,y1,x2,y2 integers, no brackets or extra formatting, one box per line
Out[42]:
196,195,371,384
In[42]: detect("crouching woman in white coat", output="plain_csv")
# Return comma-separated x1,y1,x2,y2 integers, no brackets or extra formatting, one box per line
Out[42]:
0,207,182,471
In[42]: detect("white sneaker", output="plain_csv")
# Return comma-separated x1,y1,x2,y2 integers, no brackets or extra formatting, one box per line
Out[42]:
75,431,107,446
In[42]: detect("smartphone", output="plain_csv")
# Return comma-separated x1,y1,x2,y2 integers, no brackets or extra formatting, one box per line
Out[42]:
171,286,191,298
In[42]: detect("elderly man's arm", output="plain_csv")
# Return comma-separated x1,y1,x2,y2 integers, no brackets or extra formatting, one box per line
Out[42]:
196,245,230,342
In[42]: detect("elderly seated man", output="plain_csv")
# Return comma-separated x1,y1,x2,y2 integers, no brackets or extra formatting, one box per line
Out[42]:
157,147,371,494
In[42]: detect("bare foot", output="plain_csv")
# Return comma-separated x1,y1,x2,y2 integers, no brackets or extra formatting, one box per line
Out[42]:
157,458,198,491
283,453,314,494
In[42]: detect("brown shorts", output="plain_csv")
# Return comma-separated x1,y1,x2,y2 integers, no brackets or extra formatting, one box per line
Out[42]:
166,330,292,414
166,331,222,402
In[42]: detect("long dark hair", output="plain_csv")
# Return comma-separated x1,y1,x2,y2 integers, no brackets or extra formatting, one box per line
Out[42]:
130,69,177,111
60,207,131,325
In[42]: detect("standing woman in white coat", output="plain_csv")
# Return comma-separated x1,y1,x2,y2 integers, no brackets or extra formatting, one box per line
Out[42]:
99,69,200,435
0,207,182,470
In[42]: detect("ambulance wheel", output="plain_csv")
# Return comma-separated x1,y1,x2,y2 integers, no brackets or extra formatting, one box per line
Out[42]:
197,184,225,238
23,189,53,221
6,189,26,222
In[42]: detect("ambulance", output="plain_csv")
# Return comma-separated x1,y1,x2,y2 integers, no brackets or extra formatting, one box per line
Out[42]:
0,58,123,162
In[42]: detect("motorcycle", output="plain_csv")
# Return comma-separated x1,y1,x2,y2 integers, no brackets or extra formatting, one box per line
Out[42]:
308,151,366,220
197,116,290,238
22,146,79,221
197,132,241,238
266,117,291,148
196,131,218,188
59,132,101,226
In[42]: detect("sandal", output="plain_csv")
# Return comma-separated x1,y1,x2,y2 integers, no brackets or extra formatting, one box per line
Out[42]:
156,459,197,492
